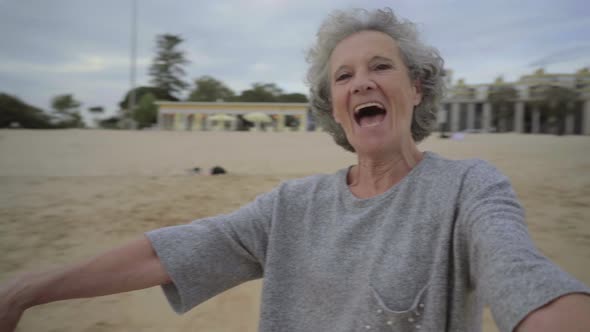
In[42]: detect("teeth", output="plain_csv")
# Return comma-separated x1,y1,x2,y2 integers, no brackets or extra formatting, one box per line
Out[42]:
354,102,385,114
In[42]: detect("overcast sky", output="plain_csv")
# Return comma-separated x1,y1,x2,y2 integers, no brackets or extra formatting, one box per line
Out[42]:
1,0,588,119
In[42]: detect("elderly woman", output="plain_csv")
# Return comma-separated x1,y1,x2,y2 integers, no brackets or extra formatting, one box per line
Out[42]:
1,7,589,332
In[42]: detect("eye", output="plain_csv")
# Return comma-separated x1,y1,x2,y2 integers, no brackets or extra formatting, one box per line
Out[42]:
335,73,352,82
374,63,392,71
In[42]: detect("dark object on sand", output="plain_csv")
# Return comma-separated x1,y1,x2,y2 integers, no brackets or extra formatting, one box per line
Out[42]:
191,167,201,174
210,166,227,175
439,133,451,139
439,123,450,139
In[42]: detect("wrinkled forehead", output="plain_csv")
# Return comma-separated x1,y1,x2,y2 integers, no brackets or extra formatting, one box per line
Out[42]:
329,30,403,73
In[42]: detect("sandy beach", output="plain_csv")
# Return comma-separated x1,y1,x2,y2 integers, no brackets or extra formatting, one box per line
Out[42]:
1,129,589,332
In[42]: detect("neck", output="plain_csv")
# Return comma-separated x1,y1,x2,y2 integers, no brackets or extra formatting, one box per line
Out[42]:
348,146,423,199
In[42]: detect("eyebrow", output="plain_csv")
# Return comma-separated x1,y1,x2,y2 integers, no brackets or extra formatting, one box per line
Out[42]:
332,64,349,77
370,56,394,63
333,55,395,74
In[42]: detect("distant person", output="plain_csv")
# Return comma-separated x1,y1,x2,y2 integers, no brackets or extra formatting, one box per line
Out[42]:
1,7,588,332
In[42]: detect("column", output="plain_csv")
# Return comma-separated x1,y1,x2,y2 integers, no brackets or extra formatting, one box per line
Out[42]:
173,113,183,131
514,102,524,133
204,116,211,131
166,114,174,130
450,103,460,132
183,114,189,131
466,103,475,131
583,100,590,135
532,107,540,134
482,103,492,132
193,114,203,131
564,113,574,135
276,114,285,132
437,105,448,126
185,115,193,131
298,112,307,132
158,112,165,130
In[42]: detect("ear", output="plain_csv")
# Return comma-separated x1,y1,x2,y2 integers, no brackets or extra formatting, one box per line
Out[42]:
412,79,423,106
332,107,342,124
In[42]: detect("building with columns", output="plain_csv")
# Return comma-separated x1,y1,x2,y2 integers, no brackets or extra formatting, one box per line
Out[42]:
156,102,310,132
439,68,590,135
157,68,590,135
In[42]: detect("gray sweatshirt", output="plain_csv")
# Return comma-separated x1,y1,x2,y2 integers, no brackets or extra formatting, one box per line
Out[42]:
146,151,589,331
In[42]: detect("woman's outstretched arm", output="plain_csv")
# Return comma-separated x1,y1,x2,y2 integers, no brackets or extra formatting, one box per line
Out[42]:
0,235,170,332
515,293,590,332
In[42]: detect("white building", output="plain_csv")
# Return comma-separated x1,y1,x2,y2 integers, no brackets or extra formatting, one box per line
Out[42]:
438,68,590,135
157,68,590,135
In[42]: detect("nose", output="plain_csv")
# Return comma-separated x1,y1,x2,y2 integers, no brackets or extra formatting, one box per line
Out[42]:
351,75,376,94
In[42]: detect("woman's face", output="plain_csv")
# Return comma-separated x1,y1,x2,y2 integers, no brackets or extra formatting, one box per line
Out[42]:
329,30,422,155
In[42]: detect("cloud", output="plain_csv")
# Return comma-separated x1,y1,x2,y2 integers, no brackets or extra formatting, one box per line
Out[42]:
0,54,150,75
249,62,274,74
0,0,588,119
527,45,590,68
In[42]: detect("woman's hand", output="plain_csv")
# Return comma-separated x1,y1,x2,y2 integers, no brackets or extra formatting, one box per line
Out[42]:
0,304,24,332
0,235,170,332
0,275,30,332
516,293,590,332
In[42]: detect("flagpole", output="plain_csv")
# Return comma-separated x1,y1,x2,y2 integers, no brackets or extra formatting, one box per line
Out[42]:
128,0,138,125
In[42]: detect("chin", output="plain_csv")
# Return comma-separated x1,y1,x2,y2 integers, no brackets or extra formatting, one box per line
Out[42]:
352,138,397,156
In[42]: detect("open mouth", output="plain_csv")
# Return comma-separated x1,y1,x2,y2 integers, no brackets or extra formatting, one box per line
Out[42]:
354,102,387,127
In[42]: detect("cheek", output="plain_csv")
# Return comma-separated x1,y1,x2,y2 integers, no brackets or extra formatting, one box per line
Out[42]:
332,107,344,125
330,90,347,124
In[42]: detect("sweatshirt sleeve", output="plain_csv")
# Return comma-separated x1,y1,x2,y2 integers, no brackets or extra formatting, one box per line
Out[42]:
145,187,277,314
458,160,589,332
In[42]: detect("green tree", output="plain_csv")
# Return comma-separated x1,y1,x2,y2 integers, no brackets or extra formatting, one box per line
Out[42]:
133,93,158,129
536,85,579,135
187,76,235,102
119,86,178,110
51,94,84,128
487,85,518,132
149,34,189,98
237,83,283,102
98,116,121,129
0,93,53,128
88,106,104,114
277,93,308,103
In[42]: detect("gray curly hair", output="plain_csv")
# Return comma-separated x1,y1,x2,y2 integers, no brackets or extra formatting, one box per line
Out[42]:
305,8,445,152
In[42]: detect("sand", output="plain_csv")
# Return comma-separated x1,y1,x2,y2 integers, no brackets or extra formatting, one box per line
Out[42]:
0,129,589,332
